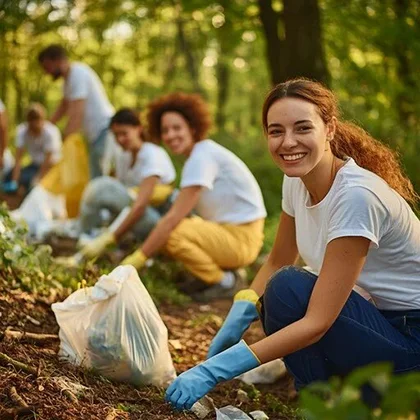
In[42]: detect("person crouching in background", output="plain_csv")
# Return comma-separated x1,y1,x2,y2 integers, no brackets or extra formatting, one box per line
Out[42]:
121,92,267,301
3,103,62,194
78,108,177,259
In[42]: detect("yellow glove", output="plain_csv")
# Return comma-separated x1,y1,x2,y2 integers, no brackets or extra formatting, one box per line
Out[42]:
234,288,262,315
80,231,116,259
121,249,147,270
234,288,259,304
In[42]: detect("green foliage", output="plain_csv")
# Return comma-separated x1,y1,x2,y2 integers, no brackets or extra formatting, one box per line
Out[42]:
1,0,419,201
0,204,188,304
140,260,191,306
300,363,420,419
265,393,301,418
0,203,81,294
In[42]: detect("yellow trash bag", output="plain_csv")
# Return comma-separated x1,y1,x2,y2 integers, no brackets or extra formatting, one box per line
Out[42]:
41,133,90,217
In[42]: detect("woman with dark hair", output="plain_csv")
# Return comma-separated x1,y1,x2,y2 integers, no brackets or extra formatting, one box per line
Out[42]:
122,92,267,301
78,108,176,259
165,79,420,411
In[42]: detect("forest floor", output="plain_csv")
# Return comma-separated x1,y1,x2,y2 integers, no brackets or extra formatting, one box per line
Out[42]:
0,191,298,420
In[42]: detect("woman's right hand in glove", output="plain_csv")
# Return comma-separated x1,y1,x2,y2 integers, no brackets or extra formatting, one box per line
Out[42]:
207,289,260,358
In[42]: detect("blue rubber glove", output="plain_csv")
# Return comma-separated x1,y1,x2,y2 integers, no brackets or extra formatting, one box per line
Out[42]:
207,296,259,358
3,180,18,193
166,340,260,411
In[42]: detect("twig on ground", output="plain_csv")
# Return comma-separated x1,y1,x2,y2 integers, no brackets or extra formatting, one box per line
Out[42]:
37,359,44,377
0,351,38,375
4,329,58,343
9,386,28,407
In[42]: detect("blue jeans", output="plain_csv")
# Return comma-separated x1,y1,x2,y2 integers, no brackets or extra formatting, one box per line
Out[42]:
259,266,420,390
4,162,40,190
88,127,109,179
79,176,175,241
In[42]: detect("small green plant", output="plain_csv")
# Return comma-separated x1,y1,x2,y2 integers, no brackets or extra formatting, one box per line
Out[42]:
0,204,190,304
299,363,420,420
265,393,301,418
140,260,191,305
0,204,85,294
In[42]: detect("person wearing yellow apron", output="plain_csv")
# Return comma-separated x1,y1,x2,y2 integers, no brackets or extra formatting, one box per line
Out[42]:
122,93,267,301
79,108,176,259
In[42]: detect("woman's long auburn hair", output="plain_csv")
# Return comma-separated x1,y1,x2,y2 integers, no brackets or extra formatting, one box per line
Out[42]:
262,78,419,206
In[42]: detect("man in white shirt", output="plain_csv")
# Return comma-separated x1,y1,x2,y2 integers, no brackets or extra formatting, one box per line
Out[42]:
3,103,62,193
38,44,114,178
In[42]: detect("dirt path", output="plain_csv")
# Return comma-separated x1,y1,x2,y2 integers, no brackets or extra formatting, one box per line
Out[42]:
0,287,296,419
0,192,297,419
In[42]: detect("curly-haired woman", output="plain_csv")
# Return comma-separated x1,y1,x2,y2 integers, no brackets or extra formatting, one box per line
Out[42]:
78,108,176,259
165,79,420,411
122,93,267,301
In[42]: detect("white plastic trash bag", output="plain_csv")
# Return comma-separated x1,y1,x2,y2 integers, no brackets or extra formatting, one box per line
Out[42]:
10,185,67,234
52,265,176,387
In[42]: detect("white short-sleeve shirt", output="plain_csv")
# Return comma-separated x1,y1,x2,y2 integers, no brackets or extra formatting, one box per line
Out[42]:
64,62,114,142
0,99,5,112
114,142,176,188
282,158,420,310
180,139,267,224
15,121,62,165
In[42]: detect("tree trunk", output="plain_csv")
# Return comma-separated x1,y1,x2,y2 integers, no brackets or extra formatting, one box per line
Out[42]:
0,33,8,105
11,33,24,122
176,16,203,95
216,59,229,131
258,0,329,86
283,0,330,85
257,0,287,85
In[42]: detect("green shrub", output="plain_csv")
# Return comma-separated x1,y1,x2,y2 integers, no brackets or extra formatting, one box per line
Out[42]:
300,363,420,419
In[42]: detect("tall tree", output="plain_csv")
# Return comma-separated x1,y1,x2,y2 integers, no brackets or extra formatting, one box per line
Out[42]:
258,0,330,85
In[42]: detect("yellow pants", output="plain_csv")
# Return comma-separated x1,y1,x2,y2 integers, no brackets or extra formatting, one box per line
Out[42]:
164,217,265,284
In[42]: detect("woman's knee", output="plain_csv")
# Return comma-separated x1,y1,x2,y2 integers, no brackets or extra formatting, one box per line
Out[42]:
164,219,193,255
262,266,317,333
82,176,115,204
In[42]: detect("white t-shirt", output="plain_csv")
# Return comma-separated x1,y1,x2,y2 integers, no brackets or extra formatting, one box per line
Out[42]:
180,139,267,224
115,142,176,188
15,122,62,165
282,158,420,310
0,99,4,112
64,62,114,142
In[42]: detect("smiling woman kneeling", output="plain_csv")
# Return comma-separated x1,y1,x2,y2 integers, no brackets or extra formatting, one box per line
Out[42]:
121,92,267,301
78,108,176,259
164,78,420,411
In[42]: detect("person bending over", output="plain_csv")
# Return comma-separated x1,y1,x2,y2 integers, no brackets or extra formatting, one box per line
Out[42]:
121,92,267,301
79,108,176,259
38,44,114,178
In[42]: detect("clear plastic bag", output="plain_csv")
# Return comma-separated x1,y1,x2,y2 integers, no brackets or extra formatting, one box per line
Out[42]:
1,148,15,179
51,265,176,387
10,185,67,234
